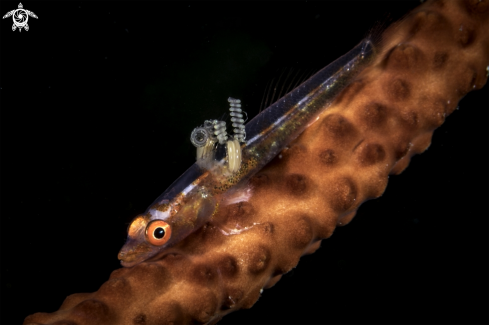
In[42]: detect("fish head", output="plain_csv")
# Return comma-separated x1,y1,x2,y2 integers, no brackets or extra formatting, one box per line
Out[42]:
118,191,217,267
118,201,173,267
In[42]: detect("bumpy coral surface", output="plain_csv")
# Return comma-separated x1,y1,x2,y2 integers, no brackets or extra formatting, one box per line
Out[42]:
24,0,488,324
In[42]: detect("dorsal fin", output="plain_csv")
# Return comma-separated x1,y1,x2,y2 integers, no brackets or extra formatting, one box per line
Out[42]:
258,67,320,113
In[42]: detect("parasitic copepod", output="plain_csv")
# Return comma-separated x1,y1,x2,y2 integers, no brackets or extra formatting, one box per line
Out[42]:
118,38,376,267
190,97,247,174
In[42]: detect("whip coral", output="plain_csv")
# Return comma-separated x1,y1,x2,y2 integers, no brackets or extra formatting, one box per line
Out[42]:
3,1,487,325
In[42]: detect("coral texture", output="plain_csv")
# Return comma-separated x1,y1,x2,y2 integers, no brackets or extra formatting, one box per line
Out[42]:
24,0,488,324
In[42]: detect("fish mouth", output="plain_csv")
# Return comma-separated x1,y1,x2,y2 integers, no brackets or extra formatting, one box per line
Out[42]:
118,249,152,267
118,250,135,267
118,239,153,267
119,255,141,268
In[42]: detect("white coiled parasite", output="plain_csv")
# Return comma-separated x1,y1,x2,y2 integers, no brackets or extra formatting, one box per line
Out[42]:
213,120,228,144
228,97,247,143
227,97,247,173
191,120,222,165
190,98,247,174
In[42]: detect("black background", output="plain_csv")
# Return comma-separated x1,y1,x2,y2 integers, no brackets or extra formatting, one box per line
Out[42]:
1,1,488,325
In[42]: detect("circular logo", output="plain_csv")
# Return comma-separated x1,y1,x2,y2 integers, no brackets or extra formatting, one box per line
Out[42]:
13,9,28,28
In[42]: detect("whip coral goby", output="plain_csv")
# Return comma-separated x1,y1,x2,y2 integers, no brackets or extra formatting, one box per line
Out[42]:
118,39,375,268
2,1,486,325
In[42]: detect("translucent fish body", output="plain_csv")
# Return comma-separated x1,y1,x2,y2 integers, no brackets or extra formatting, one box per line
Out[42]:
118,39,376,267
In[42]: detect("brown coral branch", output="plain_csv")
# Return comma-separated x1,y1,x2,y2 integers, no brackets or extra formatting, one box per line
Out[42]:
21,1,488,324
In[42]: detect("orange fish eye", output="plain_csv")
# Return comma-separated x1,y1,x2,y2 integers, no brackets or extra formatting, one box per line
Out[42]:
145,220,172,246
